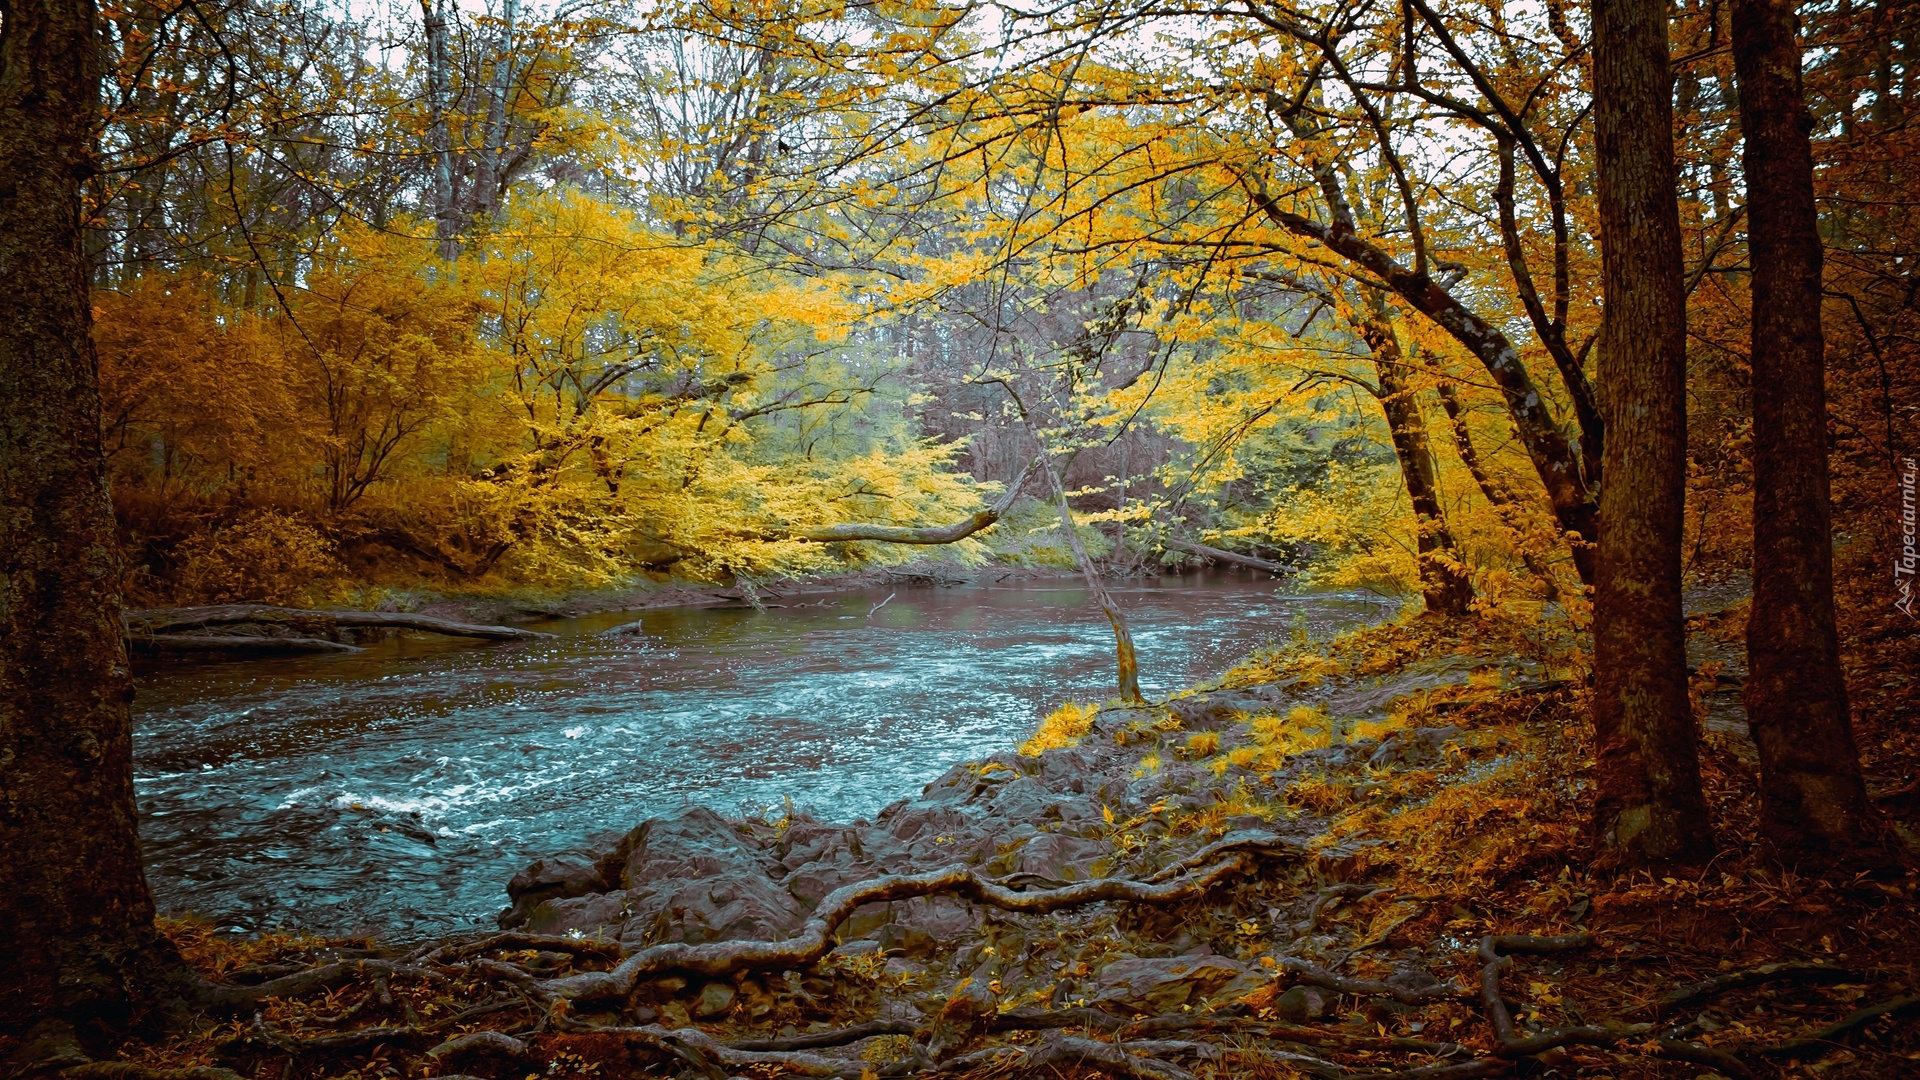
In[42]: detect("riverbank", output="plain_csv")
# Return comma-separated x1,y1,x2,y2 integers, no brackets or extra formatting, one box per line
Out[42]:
109,607,1920,1079
404,560,1114,627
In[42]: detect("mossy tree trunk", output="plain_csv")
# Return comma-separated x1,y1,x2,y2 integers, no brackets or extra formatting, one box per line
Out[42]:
0,0,179,1050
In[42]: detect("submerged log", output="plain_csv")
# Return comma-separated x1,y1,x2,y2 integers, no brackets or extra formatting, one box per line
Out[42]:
123,604,553,654
1161,538,1290,575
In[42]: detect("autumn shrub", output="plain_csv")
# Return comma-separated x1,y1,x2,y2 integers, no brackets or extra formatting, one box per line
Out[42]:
1019,700,1097,755
171,511,343,606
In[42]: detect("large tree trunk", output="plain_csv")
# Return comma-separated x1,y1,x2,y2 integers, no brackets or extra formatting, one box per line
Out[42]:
0,0,177,1047
1360,298,1474,617
1588,0,1713,863
1731,0,1880,852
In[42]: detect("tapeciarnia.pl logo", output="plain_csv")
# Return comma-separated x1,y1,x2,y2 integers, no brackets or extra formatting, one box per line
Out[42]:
1899,456,1918,619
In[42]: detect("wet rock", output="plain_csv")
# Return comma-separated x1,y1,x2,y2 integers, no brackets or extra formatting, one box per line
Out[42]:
1007,832,1108,881
1366,726,1463,768
606,806,810,945
1092,954,1246,1014
621,869,808,948
892,895,981,950
1170,690,1283,730
516,891,625,937
500,854,616,928
1273,984,1331,1023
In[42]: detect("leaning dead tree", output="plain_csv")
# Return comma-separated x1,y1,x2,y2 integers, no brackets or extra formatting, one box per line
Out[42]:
123,605,554,654
791,456,1037,545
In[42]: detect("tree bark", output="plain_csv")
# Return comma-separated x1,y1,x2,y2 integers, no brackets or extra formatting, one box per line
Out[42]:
1731,0,1880,852
1245,186,1599,584
1040,453,1144,704
0,0,177,1044
1359,298,1474,617
1588,0,1713,862
421,0,456,261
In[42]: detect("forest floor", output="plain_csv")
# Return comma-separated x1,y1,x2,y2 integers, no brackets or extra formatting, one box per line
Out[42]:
86,606,1920,1080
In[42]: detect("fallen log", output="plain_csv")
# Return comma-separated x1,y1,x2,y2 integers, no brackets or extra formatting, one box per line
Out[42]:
123,595,552,638
1161,538,1290,575
134,633,364,655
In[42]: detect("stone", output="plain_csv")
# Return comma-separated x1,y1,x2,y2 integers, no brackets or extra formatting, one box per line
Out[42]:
500,854,616,928
515,891,626,938
693,981,736,1018
736,977,777,1020
1092,954,1246,1014
1366,726,1463,769
621,867,809,947
1007,832,1109,882
1273,984,1331,1023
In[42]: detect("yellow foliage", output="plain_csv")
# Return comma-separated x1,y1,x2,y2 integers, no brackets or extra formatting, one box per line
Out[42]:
97,192,1002,602
171,511,344,607
1020,701,1096,756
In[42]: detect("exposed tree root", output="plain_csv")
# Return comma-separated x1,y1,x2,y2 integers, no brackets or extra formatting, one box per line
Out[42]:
538,839,1293,1001
425,1029,539,1068
417,932,622,965
1650,959,1858,1017
556,1024,865,1078
196,959,446,1012
1477,934,1752,1078
729,1019,918,1052
1758,992,1920,1060
1279,957,1471,1003
940,1034,1198,1080
56,1066,245,1080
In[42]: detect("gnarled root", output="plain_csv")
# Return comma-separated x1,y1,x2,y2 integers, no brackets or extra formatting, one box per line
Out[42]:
1477,933,1752,1078
539,837,1296,1002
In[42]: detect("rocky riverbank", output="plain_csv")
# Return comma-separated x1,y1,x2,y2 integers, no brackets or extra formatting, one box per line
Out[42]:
118,604,1920,1080
484,616,1564,1059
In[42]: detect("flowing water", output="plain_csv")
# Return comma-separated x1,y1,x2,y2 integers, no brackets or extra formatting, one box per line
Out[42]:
133,574,1397,940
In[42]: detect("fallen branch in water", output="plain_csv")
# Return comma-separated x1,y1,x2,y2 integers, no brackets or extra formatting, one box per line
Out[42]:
133,633,366,654
537,834,1301,1001
1160,537,1290,575
124,604,551,651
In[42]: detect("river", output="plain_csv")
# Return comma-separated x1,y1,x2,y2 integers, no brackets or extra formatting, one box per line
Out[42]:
132,573,1397,939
